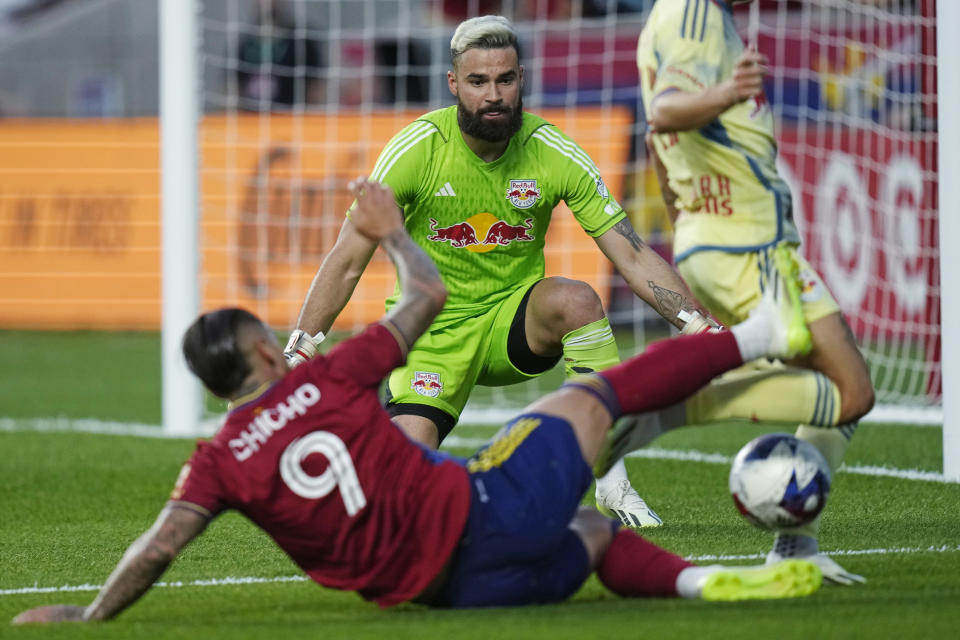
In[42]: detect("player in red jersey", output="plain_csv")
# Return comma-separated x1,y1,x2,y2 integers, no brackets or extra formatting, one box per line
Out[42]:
14,178,820,625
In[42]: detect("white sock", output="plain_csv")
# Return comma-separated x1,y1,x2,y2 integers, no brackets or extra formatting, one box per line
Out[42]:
730,312,773,362
676,565,723,599
595,458,630,494
770,533,819,558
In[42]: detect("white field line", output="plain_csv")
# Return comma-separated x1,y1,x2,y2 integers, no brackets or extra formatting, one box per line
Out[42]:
445,436,959,484
2,418,957,484
0,575,309,597
3,545,958,597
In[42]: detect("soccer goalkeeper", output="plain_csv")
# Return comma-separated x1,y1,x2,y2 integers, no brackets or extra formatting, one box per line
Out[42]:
284,15,714,528
636,0,875,583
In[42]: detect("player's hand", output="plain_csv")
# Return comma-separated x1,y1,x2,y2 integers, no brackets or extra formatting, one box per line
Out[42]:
284,329,322,368
809,554,866,586
12,604,87,625
723,48,768,105
348,177,403,242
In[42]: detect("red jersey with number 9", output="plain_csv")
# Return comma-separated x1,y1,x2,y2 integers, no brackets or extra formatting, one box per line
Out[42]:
171,322,471,607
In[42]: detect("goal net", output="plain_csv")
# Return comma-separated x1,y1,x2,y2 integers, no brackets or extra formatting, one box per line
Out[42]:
192,0,939,425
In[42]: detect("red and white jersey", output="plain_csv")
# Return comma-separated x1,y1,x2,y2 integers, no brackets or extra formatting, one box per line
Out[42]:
171,322,471,607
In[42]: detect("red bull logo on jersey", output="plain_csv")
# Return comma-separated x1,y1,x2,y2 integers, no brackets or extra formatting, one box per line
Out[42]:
483,218,534,245
427,218,479,248
506,179,541,209
411,371,443,398
427,212,536,253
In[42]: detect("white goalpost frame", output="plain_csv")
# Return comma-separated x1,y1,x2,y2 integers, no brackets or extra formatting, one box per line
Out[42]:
937,0,958,480
160,0,203,436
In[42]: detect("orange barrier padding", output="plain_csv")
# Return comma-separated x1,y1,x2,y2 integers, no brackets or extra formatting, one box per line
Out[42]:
0,108,632,330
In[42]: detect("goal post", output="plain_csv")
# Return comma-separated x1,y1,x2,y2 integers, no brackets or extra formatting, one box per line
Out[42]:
160,0,203,436
937,0,957,480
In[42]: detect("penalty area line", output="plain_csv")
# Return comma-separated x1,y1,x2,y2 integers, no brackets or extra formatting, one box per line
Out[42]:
4,545,959,598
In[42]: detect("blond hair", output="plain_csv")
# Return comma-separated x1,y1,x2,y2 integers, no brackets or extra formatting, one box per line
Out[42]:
450,15,519,68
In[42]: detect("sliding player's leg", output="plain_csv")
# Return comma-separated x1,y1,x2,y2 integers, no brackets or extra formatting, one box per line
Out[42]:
607,361,841,456
484,277,662,528
437,371,819,606
594,520,820,601
441,314,819,606
592,262,813,476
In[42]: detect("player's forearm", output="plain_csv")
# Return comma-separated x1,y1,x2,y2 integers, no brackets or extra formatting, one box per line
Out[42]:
597,220,704,329
381,228,447,350
649,85,735,133
296,264,362,336
625,250,703,329
296,231,377,336
83,532,176,620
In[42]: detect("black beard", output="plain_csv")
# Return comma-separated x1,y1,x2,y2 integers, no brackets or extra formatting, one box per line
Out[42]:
457,95,523,143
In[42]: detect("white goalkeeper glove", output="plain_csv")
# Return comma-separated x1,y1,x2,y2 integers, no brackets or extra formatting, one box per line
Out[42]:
807,554,866,586
767,533,866,586
677,309,723,335
283,330,324,369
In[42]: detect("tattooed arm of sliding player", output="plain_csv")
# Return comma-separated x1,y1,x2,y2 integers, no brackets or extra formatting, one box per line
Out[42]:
594,217,706,329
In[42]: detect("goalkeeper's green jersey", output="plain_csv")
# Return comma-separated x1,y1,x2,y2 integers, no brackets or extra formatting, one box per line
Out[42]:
637,0,800,262
370,106,626,327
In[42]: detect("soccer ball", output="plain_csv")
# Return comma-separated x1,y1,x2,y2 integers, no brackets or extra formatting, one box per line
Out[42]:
728,433,832,531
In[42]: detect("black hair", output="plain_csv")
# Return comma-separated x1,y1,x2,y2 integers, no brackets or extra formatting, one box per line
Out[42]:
182,308,263,397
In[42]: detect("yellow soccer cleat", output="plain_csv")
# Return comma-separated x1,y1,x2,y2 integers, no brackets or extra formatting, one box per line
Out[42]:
700,559,822,601
772,244,813,358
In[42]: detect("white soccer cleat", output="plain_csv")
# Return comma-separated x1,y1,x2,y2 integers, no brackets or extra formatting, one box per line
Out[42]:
595,479,663,528
766,533,866,586
699,560,822,601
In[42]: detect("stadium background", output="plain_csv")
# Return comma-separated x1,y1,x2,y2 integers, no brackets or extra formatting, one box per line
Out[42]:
0,0,941,427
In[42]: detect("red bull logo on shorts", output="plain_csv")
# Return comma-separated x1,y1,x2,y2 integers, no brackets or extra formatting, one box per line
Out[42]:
505,179,541,209
411,371,443,398
427,212,536,253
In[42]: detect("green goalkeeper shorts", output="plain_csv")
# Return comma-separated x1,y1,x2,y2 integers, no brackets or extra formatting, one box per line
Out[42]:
384,281,552,432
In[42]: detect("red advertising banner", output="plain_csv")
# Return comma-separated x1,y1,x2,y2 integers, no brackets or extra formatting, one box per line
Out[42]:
777,126,940,397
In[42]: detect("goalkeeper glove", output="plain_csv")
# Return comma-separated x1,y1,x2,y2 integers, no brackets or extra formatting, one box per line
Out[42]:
283,330,324,368
678,310,723,335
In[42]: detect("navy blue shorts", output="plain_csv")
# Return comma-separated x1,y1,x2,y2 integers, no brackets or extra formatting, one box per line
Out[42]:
438,413,595,607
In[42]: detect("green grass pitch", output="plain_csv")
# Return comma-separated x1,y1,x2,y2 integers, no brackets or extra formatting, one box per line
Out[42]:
1,330,958,639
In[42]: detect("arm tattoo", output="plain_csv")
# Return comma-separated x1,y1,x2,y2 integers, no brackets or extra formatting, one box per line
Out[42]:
647,280,690,319
611,219,646,253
